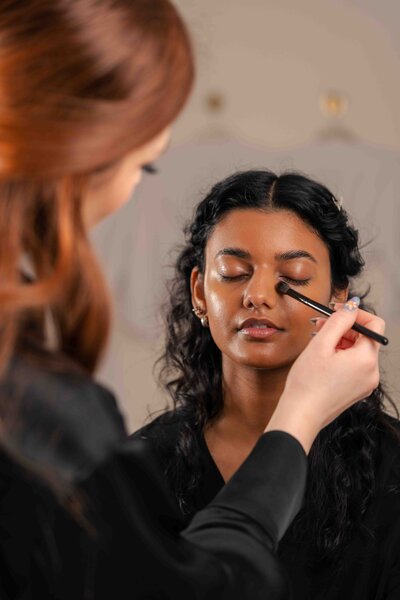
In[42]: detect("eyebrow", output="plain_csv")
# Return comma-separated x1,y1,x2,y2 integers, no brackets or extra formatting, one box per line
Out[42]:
215,247,317,264
275,249,317,264
215,247,251,260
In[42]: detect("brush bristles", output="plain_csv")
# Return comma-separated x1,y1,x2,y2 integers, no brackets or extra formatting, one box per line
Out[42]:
276,281,290,294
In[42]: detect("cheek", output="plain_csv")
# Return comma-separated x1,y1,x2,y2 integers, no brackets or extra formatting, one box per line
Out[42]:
207,289,229,318
205,287,238,344
285,283,331,334
85,160,144,226
286,305,315,348
107,168,142,214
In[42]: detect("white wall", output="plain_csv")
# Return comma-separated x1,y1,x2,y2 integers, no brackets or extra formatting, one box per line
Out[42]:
173,0,400,149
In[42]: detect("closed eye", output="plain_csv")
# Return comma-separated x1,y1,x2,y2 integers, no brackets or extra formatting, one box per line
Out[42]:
219,274,249,281
220,275,311,285
280,276,311,286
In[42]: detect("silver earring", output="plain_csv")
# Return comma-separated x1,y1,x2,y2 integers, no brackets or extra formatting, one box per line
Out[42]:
200,315,209,328
192,306,209,328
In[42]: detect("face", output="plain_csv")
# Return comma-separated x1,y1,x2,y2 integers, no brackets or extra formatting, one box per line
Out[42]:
83,127,171,227
191,209,347,371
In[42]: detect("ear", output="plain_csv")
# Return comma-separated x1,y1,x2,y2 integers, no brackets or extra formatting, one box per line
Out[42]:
190,267,207,312
330,286,349,305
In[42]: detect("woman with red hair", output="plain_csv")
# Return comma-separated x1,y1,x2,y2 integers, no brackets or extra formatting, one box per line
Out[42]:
0,1,384,599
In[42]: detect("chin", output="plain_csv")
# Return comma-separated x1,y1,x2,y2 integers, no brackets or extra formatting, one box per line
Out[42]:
233,344,303,370
244,358,294,370
230,350,294,371
106,193,134,219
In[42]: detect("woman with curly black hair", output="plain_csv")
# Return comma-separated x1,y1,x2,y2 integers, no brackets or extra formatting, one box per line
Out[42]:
133,169,400,600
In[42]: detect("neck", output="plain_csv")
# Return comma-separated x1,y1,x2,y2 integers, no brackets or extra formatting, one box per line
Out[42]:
219,357,291,437
204,358,292,482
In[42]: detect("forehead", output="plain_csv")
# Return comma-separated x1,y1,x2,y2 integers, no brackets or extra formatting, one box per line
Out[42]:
206,208,330,263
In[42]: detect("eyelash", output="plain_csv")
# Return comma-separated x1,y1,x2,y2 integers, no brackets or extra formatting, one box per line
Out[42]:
220,275,311,286
281,276,311,287
142,163,158,174
220,274,246,282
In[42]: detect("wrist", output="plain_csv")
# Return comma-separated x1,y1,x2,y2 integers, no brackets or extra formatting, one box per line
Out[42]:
264,393,321,455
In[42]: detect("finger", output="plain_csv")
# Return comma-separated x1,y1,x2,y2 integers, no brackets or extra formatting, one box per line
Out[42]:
338,328,359,344
356,310,385,336
313,317,358,348
331,304,385,336
313,318,327,332
312,297,361,350
346,323,383,355
336,336,357,350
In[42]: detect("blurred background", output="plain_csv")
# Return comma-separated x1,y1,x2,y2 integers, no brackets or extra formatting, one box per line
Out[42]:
91,0,400,432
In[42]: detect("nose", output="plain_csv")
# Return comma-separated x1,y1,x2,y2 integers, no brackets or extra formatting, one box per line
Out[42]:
243,270,278,310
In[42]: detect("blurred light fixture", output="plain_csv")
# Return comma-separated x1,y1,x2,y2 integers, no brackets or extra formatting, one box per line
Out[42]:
319,90,349,118
205,91,225,114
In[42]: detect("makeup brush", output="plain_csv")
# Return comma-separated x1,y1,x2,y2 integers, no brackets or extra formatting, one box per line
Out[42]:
276,281,388,346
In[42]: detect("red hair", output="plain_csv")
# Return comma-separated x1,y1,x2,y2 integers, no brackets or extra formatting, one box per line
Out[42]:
0,0,194,374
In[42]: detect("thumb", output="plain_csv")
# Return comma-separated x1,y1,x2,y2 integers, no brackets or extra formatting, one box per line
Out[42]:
313,296,360,350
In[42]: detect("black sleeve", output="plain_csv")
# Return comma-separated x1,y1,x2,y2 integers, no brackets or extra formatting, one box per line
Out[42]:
0,361,128,600
387,558,400,600
1,357,306,600
81,430,307,600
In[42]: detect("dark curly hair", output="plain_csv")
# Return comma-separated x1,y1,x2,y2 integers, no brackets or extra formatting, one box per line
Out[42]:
157,169,399,564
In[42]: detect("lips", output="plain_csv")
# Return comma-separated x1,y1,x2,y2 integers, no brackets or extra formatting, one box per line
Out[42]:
238,318,283,331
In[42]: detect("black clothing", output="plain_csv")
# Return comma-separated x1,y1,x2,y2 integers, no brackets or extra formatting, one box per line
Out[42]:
0,351,307,599
133,412,400,600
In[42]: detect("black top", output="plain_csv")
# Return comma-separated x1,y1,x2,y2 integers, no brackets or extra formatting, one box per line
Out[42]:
132,412,400,600
0,349,307,599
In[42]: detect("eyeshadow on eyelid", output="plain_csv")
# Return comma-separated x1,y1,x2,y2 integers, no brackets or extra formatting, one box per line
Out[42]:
218,269,246,276
283,263,315,275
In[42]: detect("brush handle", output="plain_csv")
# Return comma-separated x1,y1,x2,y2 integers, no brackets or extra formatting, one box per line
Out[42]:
284,287,389,346
351,322,388,346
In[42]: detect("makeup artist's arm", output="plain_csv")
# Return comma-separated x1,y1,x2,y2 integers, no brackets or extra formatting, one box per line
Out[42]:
386,555,400,599
86,430,305,600
265,302,385,453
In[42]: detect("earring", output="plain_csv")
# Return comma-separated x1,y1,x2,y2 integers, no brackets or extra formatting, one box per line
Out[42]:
192,306,209,328
192,306,203,317
200,315,209,328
